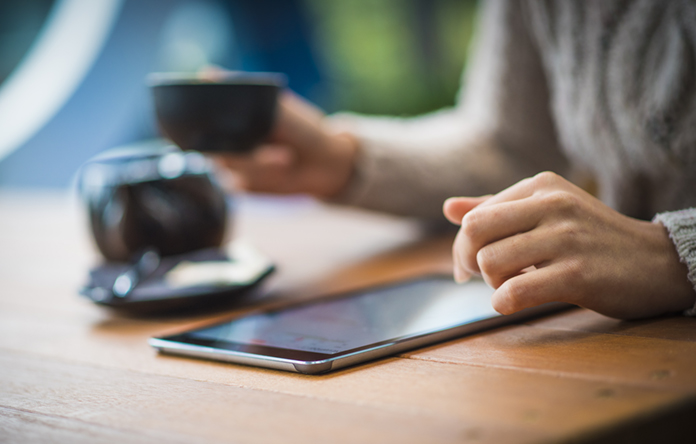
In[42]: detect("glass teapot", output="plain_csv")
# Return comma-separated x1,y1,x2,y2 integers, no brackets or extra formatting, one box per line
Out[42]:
78,142,228,262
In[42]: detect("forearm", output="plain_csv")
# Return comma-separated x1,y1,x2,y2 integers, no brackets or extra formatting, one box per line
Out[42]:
326,0,570,222
328,122,565,221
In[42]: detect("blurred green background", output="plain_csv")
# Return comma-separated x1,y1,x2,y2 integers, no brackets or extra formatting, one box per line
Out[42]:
0,0,479,187
307,0,479,115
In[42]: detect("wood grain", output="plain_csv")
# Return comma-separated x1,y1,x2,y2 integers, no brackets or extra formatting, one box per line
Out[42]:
0,407,168,444
3,349,694,444
405,321,696,390
527,309,696,343
3,191,696,443
1,350,547,444
2,302,696,442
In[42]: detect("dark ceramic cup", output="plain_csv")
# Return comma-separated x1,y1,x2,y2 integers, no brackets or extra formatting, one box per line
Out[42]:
149,72,286,153
78,143,229,262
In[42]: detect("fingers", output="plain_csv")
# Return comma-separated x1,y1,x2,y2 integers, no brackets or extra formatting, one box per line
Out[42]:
491,263,575,314
451,172,598,315
453,197,544,277
252,144,295,168
280,90,325,123
476,228,556,288
196,65,232,82
270,91,327,148
214,153,247,171
216,90,355,197
442,195,491,282
449,172,585,284
213,145,297,193
443,196,490,225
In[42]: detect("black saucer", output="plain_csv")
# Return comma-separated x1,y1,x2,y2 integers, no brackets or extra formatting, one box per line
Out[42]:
81,242,274,313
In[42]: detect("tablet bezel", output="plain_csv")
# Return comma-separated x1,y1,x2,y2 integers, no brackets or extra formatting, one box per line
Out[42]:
150,275,573,374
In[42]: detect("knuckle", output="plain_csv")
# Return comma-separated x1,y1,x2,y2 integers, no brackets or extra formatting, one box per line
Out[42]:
559,258,589,299
453,231,479,274
476,246,495,273
476,246,504,287
460,209,485,239
554,220,583,247
550,214,593,254
494,279,526,314
503,279,525,305
532,171,560,187
540,190,579,214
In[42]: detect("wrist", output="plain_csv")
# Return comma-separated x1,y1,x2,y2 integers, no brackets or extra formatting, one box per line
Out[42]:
646,220,696,313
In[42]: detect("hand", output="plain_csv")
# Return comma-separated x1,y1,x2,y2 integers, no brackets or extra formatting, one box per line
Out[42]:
214,91,358,198
443,171,695,319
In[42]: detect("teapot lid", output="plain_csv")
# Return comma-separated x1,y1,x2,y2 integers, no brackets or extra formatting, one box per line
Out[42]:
79,140,211,193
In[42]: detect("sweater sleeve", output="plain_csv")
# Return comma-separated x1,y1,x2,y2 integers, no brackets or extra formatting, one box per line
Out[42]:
653,209,696,316
327,0,570,222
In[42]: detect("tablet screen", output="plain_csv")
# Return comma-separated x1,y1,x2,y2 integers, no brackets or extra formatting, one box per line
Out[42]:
186,277,497,355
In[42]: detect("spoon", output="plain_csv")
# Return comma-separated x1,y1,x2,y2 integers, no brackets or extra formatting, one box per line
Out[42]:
112,249,160,299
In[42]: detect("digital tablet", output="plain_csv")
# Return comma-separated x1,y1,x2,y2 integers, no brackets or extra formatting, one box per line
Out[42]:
149,275,571,374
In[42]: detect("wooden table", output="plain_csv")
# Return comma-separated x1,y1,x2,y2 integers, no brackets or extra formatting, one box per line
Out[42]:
1,190,696,444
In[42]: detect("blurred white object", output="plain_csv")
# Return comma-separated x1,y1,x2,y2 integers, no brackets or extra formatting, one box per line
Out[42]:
165,240,274,289
0,0,123,162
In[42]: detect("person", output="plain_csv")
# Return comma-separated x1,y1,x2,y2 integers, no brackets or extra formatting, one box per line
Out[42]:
216,0,696,320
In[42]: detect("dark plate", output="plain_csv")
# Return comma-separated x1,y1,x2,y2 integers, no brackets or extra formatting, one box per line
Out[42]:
81,243,274,313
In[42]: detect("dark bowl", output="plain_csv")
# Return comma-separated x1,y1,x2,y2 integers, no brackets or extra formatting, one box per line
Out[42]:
149,72,285,153
78,142,229,262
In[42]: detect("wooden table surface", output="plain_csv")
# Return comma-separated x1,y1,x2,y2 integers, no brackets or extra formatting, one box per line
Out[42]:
2,190,696,444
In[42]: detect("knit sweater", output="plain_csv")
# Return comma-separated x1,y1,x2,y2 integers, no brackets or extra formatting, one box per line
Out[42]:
329,0,696,306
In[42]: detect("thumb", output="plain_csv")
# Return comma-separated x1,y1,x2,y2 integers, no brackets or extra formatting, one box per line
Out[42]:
270,90,326,146
443,196,491,225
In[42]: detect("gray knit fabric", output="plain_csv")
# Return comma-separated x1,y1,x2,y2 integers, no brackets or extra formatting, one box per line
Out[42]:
328,0,696,305
654,210,696,315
